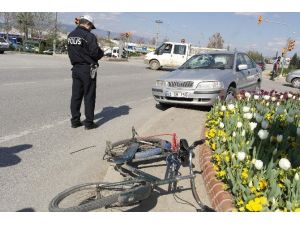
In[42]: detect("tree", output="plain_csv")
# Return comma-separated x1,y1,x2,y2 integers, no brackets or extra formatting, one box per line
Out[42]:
289,53,299,69
0,12,15,39
31,13,56,53
207,32,224,49
16,12,34,41
31,13,55,39
247,51,264,62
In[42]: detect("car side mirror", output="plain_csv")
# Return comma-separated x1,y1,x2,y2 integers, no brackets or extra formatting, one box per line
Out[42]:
237,64,248,71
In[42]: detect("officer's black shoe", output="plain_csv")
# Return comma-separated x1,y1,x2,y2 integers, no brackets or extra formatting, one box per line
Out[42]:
84,123,99,130
71,121,83,128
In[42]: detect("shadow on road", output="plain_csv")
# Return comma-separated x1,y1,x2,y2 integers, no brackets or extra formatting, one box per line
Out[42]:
95,105,131,126
0,144,32,167
16,207,35,212
124,187,193,212
156,103,211,112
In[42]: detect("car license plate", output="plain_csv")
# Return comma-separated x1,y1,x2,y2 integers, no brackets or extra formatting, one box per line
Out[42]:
166,91,189,98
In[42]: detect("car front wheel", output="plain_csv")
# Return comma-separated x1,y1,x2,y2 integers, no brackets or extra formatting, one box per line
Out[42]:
292,78,300,88
225,86,236,102
150,60,160,70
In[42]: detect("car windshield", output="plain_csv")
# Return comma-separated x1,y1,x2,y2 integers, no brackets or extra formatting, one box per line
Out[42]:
179,53,234,70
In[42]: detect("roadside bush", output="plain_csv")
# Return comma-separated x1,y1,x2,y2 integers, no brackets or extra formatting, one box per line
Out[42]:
205,90,300,212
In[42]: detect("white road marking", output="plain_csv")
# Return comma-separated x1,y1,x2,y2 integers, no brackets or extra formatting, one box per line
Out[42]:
0,97,153,144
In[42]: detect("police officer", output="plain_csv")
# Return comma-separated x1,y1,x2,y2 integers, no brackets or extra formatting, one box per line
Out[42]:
67,15,104,130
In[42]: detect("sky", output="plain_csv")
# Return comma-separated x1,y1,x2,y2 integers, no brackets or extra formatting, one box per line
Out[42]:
59,12,300,57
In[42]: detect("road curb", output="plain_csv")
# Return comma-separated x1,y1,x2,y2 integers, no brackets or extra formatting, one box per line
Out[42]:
199,129,236,212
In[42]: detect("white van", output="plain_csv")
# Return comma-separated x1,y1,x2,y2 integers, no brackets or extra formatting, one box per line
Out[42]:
144,41,226,70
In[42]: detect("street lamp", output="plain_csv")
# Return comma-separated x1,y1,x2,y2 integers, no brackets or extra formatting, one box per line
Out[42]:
155,19,163,48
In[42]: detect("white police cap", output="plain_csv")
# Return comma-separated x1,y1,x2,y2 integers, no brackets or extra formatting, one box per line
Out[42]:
80,15,96,29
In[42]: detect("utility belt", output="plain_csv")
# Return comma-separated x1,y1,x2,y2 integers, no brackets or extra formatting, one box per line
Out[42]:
73,63,98,79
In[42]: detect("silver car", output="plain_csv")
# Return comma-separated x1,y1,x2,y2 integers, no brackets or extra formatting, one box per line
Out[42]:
152,51,262,106
286,69,300,88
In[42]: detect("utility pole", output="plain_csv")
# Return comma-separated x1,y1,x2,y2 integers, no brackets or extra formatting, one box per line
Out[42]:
53,12,58,55
155,19,163,48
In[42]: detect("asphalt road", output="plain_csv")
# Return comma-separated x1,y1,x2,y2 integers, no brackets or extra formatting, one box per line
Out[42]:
0,53,297,212
0,53,167,211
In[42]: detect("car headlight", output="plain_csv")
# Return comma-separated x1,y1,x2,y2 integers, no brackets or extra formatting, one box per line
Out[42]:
156,80,166,87
196,81,224,89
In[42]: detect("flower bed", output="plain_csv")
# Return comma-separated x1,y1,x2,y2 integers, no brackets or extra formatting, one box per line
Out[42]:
205,90,300,212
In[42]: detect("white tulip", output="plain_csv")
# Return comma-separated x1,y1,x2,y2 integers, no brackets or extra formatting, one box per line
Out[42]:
249,122,257,131
243,106,250,113
297,128,300,136
271,96,276,101
264,95,270,101
254,95,259,100
232,131,236,137
255,160,264,170
266,102,270,106
258,129,269,140
221,105,226,111
276,135,283,143
237,152,246,161
237,122,243,128
219,122,225,129
280,95,284,99
295,173,299,181
288,93,293,98
227,104,235,111
276,102,280,106
293,95,296,99
279,158,291,171
245,92,251,98
243,113,253,120
261,120,269,129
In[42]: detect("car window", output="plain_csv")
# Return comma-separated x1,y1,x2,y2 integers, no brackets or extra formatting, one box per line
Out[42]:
180,53,234,69
243,54,255,69
236,53,246,66
163,44,172,54
173,45,186,55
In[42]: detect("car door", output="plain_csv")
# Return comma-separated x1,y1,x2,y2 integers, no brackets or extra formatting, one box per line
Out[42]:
171,44,187,67
235,53,249,89
157,43,173,67
243,54,260,88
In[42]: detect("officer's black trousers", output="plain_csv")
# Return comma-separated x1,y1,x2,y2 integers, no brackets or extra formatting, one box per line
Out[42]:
70,65,96,126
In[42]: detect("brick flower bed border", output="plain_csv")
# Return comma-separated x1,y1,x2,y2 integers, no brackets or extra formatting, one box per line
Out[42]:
199,130,236,212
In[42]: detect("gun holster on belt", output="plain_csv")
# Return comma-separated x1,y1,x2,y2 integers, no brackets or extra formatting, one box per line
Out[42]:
90,64,98,79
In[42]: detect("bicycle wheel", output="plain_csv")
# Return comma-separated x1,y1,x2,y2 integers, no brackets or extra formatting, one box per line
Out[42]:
105,137,171,159
49,181,141,212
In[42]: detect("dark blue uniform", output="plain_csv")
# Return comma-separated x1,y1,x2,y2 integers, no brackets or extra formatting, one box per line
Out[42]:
67,26,103,127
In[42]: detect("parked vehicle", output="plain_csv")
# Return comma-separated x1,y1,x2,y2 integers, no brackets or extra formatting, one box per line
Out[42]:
144,41,226,70
152,51,262,106
0,37,10,54
43,49,54,55
286,69,300,88
256,61,265,71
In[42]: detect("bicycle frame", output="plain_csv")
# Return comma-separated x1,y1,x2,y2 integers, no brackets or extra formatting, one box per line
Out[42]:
111,139,211,211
